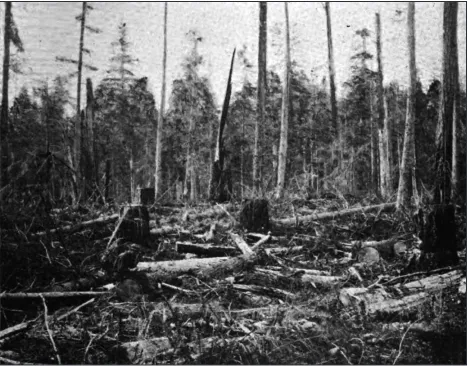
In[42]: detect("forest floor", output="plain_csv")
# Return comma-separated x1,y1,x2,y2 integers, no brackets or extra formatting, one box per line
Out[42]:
0,195,466,365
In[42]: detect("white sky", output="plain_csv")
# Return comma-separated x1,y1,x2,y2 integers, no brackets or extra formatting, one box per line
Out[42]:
3,2,467,111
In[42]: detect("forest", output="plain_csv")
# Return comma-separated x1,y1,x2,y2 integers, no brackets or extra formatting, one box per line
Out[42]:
0,2,466,365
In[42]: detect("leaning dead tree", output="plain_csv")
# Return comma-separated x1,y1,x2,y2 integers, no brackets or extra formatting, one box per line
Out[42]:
209,48,236,202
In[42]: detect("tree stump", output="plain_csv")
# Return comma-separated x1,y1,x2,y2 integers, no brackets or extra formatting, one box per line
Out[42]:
119,205,150,246
417,204,459,269
139,188,155,205
239,199,269,233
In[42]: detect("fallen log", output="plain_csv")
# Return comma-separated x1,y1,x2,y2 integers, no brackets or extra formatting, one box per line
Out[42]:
253,319,323,334
251,268,341,288
301,274,343,286
397,269,464,293
32,214,119,237
382,264,465,286
340,238,408,258
136,254,256,283
275,202,396,226
175,242,239,257
251,233,272,251
150,226,188,237
340,287,428,315
266,246,304,255
263,266,330,276
229,232,254,255
0,319,36,341
339,269,464,315
0,291,109,299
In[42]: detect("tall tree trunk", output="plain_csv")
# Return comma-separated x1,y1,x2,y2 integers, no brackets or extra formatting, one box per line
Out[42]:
85,78,99,195
370,93,379,195
325,2,338,139
450,10,460,202
82,78,94,200
384,98,394,189
104,158,111,203
396,2,417,210
254,2,267,193
155,2,167,201
74,1,86,202
375,12,390,198
240,115,245,200
275,2,291,199
0,2,11,198
435,2,458,205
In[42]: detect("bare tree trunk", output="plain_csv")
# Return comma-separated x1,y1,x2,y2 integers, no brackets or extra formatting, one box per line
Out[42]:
254,2,267,194
155,2,167,201
434,2,458,205
104,156,112,202
325,2,338,138
0,2,11,200
375,12,390,198
275,2,291,199
73,1,87,203
129,151,135,203
384,98,394,191
450,9,460,202
240,115,245,199
370,96,379,195
396,2,416,210
452,97,459,200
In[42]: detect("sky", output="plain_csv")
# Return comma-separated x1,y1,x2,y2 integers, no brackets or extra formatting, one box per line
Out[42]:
3,2,467,112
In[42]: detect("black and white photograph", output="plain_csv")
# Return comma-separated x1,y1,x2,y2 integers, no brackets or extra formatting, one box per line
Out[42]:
0,2,466,364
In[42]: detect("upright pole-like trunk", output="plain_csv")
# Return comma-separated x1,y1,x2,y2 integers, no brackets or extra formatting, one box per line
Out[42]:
75,1,86,202
375,12,390,198
129,151,135,202
450,10,460,202
1,2,12,196
240,115,245,199
155,2,168,201
85,78,98,193
435,2,458,204
83,78,95,199
396,2,417,210
254,2,267,193
325,2,338,138
275,2,291,199
370,91,379,194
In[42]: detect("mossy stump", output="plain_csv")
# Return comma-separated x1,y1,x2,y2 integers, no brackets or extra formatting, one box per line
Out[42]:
239,199,269,233
119,205,150,246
